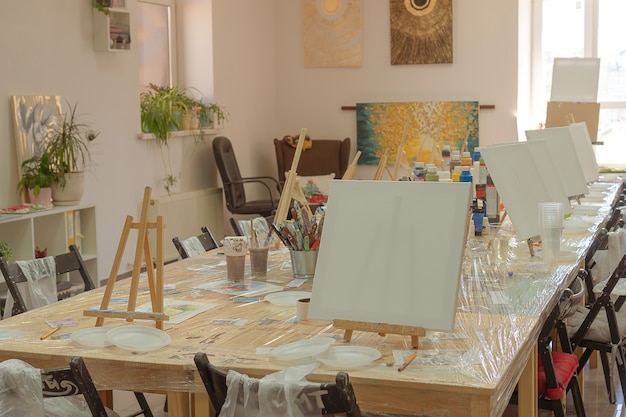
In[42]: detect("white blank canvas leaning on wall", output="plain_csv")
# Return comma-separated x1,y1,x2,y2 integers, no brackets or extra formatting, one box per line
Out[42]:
308,180,472,332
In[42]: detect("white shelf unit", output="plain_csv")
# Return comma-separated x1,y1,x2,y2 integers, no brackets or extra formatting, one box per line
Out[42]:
92,7,131,52
0,204,98,289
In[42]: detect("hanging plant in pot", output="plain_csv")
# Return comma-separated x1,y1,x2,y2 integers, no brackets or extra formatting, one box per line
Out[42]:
46,101,98,206
16,151,59,208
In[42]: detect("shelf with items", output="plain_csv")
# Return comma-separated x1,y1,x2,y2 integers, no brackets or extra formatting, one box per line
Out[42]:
0,204,98,289
92,7,131,52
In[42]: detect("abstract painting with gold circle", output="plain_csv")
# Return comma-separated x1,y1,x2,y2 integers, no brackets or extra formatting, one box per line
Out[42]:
303,0,362,67
390,0,453,65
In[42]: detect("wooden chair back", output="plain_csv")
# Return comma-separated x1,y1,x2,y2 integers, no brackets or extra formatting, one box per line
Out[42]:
0,244,95,316
41,356,118,417
193,352,362,417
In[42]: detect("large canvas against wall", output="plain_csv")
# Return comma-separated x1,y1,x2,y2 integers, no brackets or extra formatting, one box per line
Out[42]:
390,0,452,64
303,0,362,67
11,95,62,176
356,101,479,166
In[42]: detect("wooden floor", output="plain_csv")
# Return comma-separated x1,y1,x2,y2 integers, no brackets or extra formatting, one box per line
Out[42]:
503,361,625,417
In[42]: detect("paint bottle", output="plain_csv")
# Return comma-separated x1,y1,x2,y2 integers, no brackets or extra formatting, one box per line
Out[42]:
452,166,462,182
425,164,439,182
449,150,461,173
413,162,426,181
459,166,472,183
461,151,472,167
441,145,451,170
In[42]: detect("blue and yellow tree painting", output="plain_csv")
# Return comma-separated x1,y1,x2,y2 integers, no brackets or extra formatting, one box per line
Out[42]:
356,101,479,166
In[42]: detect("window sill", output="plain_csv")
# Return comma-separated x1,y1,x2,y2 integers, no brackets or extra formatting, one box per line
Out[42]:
137,128,219,141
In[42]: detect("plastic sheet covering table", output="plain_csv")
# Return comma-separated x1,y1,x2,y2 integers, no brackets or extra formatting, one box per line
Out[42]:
0,179,622,417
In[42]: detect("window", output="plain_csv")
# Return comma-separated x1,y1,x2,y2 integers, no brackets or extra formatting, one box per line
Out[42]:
533,0,626,169
137,0,176,91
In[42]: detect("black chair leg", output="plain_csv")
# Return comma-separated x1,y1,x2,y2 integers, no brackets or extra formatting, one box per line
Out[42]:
599,351,616,403
164,396,168,412
133,392,154,417
569,376,587,417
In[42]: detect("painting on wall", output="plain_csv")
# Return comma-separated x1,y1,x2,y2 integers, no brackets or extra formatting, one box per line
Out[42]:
390,0,453,65
356,101,479,167
11,95,62,175
303,0,362,67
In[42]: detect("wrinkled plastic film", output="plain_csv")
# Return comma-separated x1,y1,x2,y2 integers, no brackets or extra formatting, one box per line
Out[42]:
0,181,621,417
4,256,56,319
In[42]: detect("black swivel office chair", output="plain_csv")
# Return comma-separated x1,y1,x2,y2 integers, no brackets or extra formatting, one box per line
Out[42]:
212,136,281,218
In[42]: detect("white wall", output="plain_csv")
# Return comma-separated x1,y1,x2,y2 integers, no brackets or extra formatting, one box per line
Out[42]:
0,1,222,280
271,0,521,179
0,0,522,280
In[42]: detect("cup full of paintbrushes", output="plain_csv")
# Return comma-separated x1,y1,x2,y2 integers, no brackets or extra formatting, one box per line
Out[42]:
272,201,324,279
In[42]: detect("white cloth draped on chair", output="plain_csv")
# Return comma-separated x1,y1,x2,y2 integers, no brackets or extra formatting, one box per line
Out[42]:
592,228,626,296
221,362,321,417
181,236,206,258
4,257,57,319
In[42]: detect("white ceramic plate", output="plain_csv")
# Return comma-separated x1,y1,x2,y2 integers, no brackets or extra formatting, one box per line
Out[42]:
106,326,171,352
270,337,335,361
314,346,382,369
71,327,113,348
264,291,311,307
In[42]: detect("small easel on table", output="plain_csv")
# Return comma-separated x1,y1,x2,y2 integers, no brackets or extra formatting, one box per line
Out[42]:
333,319,425,349
274,128,312,226
84,187,169,329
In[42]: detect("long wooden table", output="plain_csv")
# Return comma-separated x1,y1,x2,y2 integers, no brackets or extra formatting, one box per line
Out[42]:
0,181,621,417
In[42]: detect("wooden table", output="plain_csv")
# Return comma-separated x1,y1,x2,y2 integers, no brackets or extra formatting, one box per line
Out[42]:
0,181,621,417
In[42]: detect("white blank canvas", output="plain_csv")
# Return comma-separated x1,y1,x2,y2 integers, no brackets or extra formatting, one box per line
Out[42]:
308,180,472,332
525,127,589,197
481,143,553,240
550,57,600,102
525,140,572,215
568,122,600,183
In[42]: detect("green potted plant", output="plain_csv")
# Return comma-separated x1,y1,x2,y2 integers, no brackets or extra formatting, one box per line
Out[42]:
0,240,11,261
45,101,99,206
16,151,59,207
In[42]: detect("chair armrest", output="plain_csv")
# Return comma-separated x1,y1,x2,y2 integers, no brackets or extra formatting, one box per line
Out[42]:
223,177,279,207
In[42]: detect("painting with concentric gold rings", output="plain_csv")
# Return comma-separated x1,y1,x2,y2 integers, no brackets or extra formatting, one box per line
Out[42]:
303,0,362,67
390,0,453,65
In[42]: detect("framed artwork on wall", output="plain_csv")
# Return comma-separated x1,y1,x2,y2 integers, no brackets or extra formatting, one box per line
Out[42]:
11,95,62,176
390,0,453,65
356,101,479,166
303,0,363,67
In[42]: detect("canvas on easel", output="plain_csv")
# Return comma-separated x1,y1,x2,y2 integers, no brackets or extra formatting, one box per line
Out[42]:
308,180,472,333
525,126,589,198
567,122,600,183
481,142,554,241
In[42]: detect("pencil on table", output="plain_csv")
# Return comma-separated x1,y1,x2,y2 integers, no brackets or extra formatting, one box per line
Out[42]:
40,326,61,340
398,352,417,372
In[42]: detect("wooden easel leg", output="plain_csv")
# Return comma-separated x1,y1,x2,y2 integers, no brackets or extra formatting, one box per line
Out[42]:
96,215,133,327
155,216,165,330
127,188,152,316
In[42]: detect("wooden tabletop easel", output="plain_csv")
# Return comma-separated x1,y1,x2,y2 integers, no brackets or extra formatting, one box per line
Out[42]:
333,319,425,349
274,128,312,226
84,187,169,329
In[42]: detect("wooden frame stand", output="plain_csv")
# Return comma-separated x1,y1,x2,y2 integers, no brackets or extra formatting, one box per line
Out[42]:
84,187,169,329
274,128,312,226
333,319,425,349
